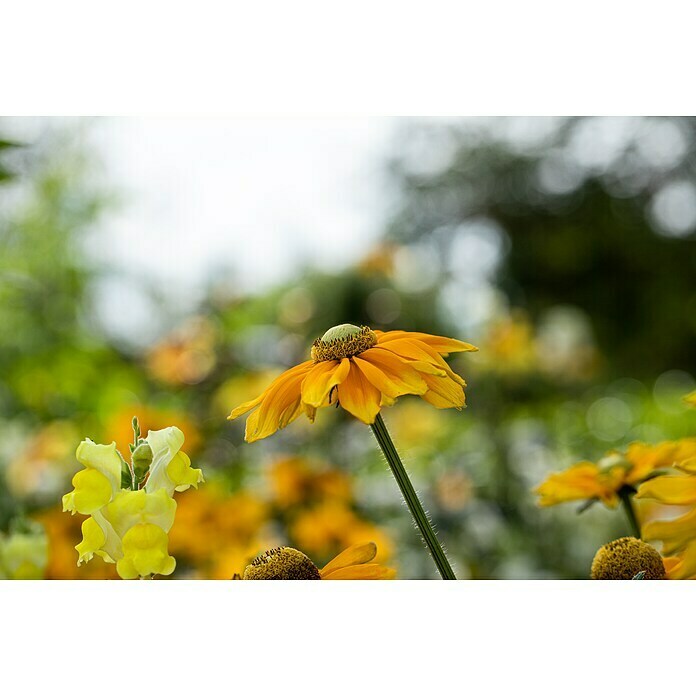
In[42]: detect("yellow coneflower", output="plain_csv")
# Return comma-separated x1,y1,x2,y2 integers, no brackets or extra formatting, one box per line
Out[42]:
228,323,477,580
228,324,476,443
242,542,395,580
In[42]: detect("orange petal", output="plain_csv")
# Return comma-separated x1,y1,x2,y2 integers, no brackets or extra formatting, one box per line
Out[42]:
378,330,478,354
336,360,382,424
245,363,314,442
419,373,465,409
322,564,396,580
320,542,377,576
353,354,427,399
376,339,466,387
301,359,350,408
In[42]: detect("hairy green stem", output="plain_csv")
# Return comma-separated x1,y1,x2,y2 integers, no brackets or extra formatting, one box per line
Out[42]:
370,413,456,580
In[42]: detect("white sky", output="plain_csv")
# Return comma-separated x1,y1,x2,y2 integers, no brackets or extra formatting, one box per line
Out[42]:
80,118,399,340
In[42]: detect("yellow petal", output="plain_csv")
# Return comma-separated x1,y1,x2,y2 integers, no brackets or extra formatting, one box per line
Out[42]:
322,564,396,579
336,361,382,424
376,339,466,386
301,359,350,408
116,523,176,579
75,439,122,493
75,516,106,565
642,506,696,555
320,542,377,576
62,469,113,515
167,451,205,492
664,542,696,580
635,475,696,505
103,488,177,539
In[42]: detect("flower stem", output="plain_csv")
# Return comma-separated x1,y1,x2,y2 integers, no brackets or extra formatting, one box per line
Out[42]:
619,487,641,538
370,413,456,580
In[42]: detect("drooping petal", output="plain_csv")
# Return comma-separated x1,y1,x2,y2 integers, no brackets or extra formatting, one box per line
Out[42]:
375,339,466,386
354,350,428,398
419,372,466,409
635,475,696,505
642,506,696,555
336,361,382,424
377,330,478,355
322,563,396,580
227,360,314,421
116,523,176,579
301,358,350,408
320,541,377,576
244,363,315,442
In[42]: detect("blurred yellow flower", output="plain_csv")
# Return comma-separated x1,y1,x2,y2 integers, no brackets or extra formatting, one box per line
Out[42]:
267,455,352,508
0,527,49,580
684,391,696,408
62,425,203,579
477,312,538,376
357,243,399,277
229,324,476,442
290,499,393,565
7,421,80,499
536,439,696,508
243,542,395,580
169,484,269,565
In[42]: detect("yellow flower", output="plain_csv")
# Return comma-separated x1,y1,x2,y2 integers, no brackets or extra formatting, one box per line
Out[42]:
684,391,696,408
0,528,49,580
536,439,696,508
62,425,203,579
242,542,395,580
636,453,696,579
228,324,477,442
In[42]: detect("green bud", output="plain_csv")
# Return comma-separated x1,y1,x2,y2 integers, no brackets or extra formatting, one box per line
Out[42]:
132,442,153,483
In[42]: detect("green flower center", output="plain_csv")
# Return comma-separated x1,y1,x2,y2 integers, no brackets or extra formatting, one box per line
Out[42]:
310,324,377,362
243,547,321,580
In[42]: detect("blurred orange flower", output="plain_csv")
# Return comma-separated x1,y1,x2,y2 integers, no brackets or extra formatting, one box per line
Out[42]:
146,316,218,385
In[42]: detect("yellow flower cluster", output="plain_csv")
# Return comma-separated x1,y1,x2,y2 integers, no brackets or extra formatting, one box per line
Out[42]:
637,451,696,580
536,439,696,508
62,426,203,579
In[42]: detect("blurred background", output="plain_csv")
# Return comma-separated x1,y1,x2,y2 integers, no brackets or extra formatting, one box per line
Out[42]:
1,116,696,579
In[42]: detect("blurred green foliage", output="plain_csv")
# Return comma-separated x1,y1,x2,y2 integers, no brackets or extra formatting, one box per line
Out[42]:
1,117,695,579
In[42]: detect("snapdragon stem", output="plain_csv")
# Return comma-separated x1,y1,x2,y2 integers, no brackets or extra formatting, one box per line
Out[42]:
619,488,641,538
370,413,456,580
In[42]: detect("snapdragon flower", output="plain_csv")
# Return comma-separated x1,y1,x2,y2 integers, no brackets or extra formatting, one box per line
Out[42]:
62,421,203,579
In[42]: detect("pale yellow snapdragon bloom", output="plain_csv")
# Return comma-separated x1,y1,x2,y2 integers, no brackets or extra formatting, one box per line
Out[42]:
63,425,203,579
